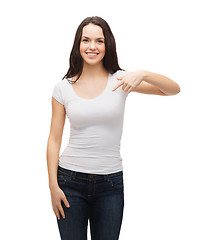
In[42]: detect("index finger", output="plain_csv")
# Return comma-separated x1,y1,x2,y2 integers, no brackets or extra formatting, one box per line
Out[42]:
58,204,65,219
112,81,124,92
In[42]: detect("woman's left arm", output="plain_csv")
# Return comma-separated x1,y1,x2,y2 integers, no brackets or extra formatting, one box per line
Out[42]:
113,70,181,96
140,70,181,96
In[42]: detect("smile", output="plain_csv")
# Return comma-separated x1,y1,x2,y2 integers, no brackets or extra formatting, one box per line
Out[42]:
86,52,99,55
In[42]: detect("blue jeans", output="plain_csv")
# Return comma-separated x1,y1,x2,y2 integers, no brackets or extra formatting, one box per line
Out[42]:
57,165,124,240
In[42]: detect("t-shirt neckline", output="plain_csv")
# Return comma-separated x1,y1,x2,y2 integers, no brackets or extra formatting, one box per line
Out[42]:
67,72,111,101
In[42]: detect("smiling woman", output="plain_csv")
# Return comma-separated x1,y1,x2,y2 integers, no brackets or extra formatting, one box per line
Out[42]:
47,15,180,240
79,24,106,65
61,16,123,84
47,16,128,240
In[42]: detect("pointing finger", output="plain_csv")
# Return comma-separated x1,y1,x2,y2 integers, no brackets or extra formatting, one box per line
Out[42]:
112,81,124,92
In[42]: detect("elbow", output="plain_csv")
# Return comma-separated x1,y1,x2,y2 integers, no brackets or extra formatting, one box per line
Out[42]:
174,84,181,95
168,84,181,96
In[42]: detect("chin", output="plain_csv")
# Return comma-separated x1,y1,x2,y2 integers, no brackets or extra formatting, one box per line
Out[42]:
83,58,104,66
85,60,101,65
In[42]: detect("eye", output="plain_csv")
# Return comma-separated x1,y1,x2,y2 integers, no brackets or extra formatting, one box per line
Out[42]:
82,39,88,42
98,40,104,43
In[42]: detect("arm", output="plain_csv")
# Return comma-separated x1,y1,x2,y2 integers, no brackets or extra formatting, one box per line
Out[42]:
46,97,70,220
136,70,181,96
46,97,66,189
113,70,181,96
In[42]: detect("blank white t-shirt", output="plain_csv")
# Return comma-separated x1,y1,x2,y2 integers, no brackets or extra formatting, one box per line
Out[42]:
52,69,131,174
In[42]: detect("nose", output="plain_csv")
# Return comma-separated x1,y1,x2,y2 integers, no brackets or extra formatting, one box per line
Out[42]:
89,41,96,50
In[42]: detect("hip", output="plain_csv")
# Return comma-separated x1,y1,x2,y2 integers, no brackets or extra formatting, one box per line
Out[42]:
57,165,124,199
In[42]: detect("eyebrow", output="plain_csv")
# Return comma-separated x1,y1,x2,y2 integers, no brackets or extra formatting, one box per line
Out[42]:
82,36,105,40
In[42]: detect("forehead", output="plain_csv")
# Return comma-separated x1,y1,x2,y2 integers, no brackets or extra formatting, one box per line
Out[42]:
82,24,104,38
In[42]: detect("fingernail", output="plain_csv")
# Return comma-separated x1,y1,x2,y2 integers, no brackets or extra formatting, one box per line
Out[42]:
67,205,70,208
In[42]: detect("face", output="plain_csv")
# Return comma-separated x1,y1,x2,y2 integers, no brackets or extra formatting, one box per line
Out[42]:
80,23,106,66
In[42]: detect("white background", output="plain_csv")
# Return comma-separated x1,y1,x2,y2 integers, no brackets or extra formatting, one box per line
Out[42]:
1,0,201,239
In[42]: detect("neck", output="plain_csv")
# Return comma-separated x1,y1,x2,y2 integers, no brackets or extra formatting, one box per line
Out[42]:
81,62,108,80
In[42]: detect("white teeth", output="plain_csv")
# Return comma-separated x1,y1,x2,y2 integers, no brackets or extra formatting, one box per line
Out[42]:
87,53,97,55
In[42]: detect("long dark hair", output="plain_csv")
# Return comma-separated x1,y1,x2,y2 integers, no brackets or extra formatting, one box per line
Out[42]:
62,16,124,83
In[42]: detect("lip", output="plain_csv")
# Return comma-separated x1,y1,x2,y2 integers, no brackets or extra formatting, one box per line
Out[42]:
86,52,99,58
86,52,99,54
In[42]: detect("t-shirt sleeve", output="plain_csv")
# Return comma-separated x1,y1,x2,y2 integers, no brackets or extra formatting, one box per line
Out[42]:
114,69,132,96
52,82,64,105
116,69,132,77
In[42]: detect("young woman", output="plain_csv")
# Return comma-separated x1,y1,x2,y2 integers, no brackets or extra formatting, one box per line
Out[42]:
46,16,180,240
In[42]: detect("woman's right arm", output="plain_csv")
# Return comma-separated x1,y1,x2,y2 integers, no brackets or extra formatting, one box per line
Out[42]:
46,97,70,219
47,97,66,189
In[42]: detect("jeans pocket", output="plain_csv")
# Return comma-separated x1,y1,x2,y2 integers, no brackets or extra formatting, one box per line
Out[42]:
108,172,124,189
57,169,72,186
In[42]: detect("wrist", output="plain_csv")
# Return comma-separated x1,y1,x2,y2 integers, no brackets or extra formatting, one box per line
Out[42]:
138,69,147,81
49,181,59,190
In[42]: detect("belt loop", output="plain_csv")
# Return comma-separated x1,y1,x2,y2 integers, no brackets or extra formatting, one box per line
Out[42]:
71,171,76,179
104,174,108,181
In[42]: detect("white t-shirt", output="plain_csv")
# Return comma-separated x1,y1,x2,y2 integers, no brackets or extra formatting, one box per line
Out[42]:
52,69,131,174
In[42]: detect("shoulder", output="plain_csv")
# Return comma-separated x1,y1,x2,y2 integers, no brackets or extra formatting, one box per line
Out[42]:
111,69,132,97
53,79,68,88
52,79,70,95
52,79,70,105
113,69,132,78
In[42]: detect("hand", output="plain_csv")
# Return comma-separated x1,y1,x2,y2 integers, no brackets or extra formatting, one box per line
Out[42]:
50,185,70,220
112,70,145,92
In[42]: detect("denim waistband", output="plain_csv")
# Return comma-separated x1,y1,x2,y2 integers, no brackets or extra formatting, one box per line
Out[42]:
58,165,123,180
